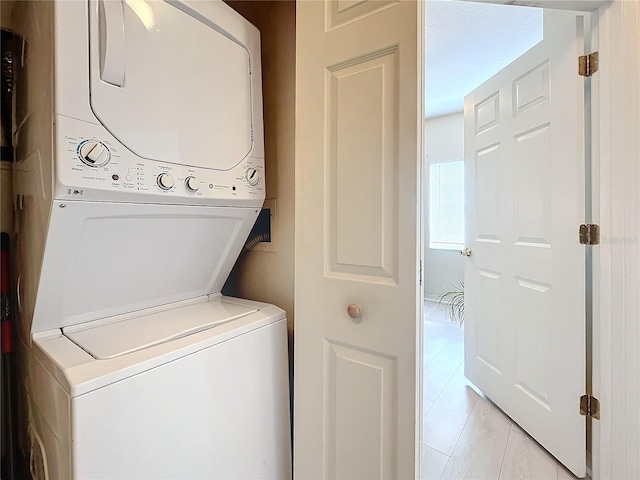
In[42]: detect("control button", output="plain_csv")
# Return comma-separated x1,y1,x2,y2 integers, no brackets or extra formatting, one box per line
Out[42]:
185,176,199,192
78,141,111,167
157,173,175,190
112,174,119,181
125,175,133,181
245,167,260,186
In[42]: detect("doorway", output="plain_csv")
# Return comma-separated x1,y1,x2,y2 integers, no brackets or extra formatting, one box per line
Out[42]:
422,2,590,478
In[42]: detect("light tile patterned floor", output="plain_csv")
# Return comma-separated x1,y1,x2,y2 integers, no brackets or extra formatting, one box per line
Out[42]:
422,301,582,480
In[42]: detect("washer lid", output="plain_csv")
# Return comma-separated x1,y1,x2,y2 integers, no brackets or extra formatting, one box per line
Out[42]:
62,299,258,359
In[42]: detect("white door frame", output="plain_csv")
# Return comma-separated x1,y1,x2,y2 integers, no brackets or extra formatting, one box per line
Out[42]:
591,2,640,478
423,1,639,478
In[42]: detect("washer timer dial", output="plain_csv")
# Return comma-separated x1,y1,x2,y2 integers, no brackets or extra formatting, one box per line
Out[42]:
78,140,111,168
245,167,260,186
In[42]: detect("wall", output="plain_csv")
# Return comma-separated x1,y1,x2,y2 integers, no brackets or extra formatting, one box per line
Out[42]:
543,8,583,37
223,1,296,333
423,113,465,300
0,1,19,32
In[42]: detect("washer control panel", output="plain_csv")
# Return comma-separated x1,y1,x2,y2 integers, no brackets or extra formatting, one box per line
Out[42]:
56,116,264,205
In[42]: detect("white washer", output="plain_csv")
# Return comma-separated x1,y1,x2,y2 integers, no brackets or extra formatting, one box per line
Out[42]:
12,1,290,478
30,297,290,479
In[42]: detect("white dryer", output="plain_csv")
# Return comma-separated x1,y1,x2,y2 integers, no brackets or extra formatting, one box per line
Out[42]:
11,1,291,478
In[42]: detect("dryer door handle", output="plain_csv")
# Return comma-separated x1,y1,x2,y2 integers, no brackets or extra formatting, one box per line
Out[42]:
98,0,126,87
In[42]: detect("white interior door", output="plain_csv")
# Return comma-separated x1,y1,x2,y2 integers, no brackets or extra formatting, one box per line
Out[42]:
464,17,588,476
294,1,421,478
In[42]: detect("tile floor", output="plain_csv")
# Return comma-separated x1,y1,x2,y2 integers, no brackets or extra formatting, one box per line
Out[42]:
421,301,582,480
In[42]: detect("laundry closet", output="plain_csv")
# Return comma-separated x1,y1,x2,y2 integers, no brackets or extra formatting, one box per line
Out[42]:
4,1,295,478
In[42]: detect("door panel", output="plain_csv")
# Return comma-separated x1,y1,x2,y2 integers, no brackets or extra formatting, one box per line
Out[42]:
464,17,587,476
324,342,397,479
294,1,421,478
328,47,399,282
326,0,397,30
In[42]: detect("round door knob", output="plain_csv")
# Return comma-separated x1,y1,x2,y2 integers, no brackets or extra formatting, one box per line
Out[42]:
78,140,111,167
347,304,361,319
185,176,199,192
157,173,175,190
460,247,472,257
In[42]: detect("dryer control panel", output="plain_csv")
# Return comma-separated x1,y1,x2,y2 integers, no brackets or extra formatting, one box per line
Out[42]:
55,116,265,207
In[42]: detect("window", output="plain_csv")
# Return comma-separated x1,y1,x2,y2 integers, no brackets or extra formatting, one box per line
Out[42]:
430,161,464,250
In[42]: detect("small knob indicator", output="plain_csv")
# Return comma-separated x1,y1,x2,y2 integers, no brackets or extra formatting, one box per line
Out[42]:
157,173,175,190
245,167,260,186
78,140,111,167
185,176,199,192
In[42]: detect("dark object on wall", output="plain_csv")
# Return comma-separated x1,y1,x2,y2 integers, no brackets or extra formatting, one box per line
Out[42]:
1,232,17,480
1,28,16,480
222,207,272,297
244,207,271,250
1,29,13,162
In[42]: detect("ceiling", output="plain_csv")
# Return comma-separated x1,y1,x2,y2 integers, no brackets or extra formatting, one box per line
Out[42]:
425,0,543,118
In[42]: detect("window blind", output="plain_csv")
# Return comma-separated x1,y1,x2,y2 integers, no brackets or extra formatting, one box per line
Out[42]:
430,161,464,250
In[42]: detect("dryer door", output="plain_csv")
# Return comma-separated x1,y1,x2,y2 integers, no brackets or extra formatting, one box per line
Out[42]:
88,0,254,171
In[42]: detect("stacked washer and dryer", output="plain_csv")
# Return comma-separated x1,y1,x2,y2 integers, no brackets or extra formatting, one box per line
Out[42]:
12,0,291,478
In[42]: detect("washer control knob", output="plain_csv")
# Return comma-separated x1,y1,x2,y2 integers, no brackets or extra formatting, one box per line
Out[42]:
78,140,111,167
185,176,200,192
245,167,260,186
157,173,175,190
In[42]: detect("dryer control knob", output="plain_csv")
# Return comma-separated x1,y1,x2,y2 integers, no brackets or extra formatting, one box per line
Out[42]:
185,176,199,192
78,140,111,167
157,173,175,190
245,167,260,186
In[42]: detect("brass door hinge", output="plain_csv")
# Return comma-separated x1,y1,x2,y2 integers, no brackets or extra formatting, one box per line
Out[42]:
580,394,600,419
579,224,600,245
579,52,599,77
